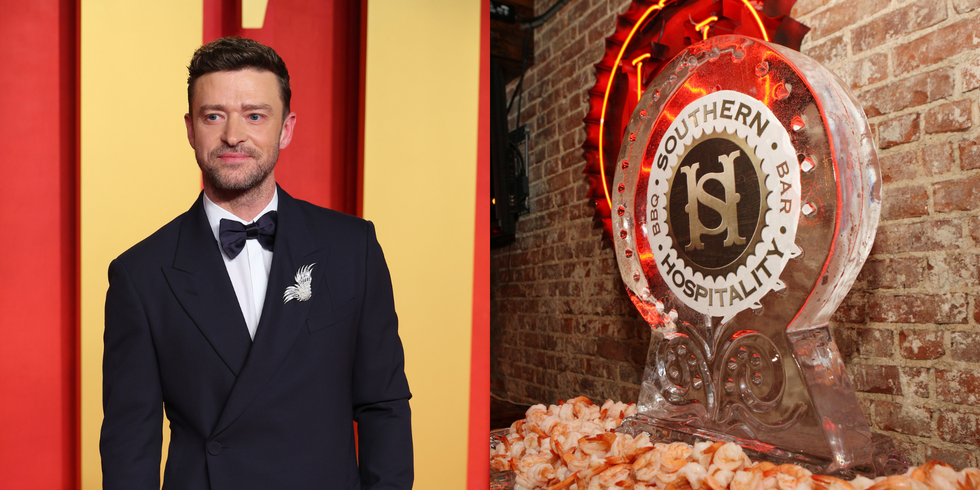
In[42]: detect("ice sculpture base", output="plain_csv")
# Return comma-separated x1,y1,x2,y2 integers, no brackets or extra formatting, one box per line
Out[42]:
617,414,909,479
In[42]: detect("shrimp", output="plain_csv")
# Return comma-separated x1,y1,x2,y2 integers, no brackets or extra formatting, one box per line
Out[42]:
813,474,856,490
864,475,928,490
490,454,510,472
765,464,813,490
579,433,617,456
711,442,747,472
595,463,634,488
661,442,696,474
911,460,959,490
562,447,592,473
524,432,541,452
525,460,557,487
848,476,876,490
730,469,764,490
547,471,579,490
679,461,709,489
612,433,653,462
693,442,722,467
509,439,526,459
961,468,980,490
558,401,575,422
632,445,662,482
708,467,735,489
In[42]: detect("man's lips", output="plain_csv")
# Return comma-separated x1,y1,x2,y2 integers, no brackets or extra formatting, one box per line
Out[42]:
216,152,252,162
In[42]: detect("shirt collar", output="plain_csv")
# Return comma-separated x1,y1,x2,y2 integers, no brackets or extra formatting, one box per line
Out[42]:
202,188,279,245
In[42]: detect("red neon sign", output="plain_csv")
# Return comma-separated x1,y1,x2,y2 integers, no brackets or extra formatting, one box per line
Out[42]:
582,0,808,239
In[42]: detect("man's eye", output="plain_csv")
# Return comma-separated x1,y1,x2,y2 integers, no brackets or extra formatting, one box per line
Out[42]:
248,114,262,121
205,114,220,121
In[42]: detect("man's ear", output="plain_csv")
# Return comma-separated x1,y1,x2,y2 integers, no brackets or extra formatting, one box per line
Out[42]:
184,113,195,148
279,112,297,149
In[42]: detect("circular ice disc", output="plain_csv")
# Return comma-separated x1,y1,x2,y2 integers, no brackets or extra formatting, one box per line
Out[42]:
613,35,880,331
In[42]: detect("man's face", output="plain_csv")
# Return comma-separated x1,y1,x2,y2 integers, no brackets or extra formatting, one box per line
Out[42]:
185,69,296,193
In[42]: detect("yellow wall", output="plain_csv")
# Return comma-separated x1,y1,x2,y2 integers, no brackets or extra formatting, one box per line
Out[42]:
362,1,481,488
80,1,203,487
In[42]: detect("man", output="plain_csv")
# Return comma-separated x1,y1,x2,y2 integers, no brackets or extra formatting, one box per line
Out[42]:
100,37,413,489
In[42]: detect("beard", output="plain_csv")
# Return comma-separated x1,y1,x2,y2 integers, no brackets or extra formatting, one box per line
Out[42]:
198,143,279,192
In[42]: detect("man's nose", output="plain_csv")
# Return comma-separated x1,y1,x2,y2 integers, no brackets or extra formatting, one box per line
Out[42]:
222,116,247,146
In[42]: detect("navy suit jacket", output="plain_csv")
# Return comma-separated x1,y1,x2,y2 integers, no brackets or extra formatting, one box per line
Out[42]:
101,188,413,489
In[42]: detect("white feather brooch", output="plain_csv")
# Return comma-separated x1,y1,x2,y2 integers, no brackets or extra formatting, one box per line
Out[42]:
283,263,316,303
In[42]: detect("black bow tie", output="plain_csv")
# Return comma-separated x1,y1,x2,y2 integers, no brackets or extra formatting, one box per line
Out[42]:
219,211,278,259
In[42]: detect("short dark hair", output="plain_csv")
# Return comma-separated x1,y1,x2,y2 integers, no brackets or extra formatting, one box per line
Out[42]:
187,37,291,116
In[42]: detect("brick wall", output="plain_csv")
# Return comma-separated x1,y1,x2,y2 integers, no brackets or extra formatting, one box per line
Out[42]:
490,0,980,467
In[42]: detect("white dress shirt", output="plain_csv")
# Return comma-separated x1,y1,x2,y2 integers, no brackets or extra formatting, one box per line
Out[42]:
202,189,278,340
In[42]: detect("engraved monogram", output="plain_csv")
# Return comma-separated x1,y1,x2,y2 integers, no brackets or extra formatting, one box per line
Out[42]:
681,149,745,251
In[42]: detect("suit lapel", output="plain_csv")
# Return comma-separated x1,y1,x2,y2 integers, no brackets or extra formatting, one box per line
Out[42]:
162,193,253,376
212,188,325,436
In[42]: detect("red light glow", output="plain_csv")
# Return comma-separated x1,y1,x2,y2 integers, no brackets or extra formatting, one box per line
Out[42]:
740,0,769,42
631,53,652,101
694,16,718,40
598,1,669,211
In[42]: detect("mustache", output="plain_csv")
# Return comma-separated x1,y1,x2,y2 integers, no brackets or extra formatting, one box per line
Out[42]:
210,145,259,160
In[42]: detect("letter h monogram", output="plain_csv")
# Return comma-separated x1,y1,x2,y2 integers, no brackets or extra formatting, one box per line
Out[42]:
681,150,745,251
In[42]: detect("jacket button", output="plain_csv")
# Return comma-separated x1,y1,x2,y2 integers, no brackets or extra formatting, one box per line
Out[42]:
207,441,222,455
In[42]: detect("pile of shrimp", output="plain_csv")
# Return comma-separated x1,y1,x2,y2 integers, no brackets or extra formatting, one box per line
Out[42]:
490,397,980,490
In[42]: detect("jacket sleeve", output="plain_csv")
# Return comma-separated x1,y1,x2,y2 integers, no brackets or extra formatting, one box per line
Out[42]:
351,222,414,489
101,258,163,489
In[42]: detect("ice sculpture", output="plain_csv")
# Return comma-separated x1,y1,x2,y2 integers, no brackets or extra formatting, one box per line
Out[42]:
611,35,905,477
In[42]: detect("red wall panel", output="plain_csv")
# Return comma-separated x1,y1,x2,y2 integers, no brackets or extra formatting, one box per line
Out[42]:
468,1,491,487
0,0,78,487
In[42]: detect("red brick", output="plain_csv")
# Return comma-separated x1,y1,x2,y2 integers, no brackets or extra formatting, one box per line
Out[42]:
881,184,929,219
849,364,902,395
899,329,944,360
922,143,957,176
937,410,980,445
935,174,980,212
960,138,980,170
859,68,953,117
584,357,620,380
805,34,847,66
950,331,980,363
595,340,630,361
906,2,949,30
937,370,980,405
927,254,980,290
832,291,867,323
856,257,925,290
904,367,931,398
854,327,894,358
879,149,918,183
872,219,963,254
791,0,831,17
964,56,980,92
837,53,888,89
851,9,904,55
832,325,858,357
896,17,980,73
868,293,968,324
924,446,978,471
877,113,920,149
852,3,946,54
968,217,980,246
873,400,933,437
953,0,980,14
893,439,923,467
925,100,973,134
619,362,643,385
805,0,891,40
